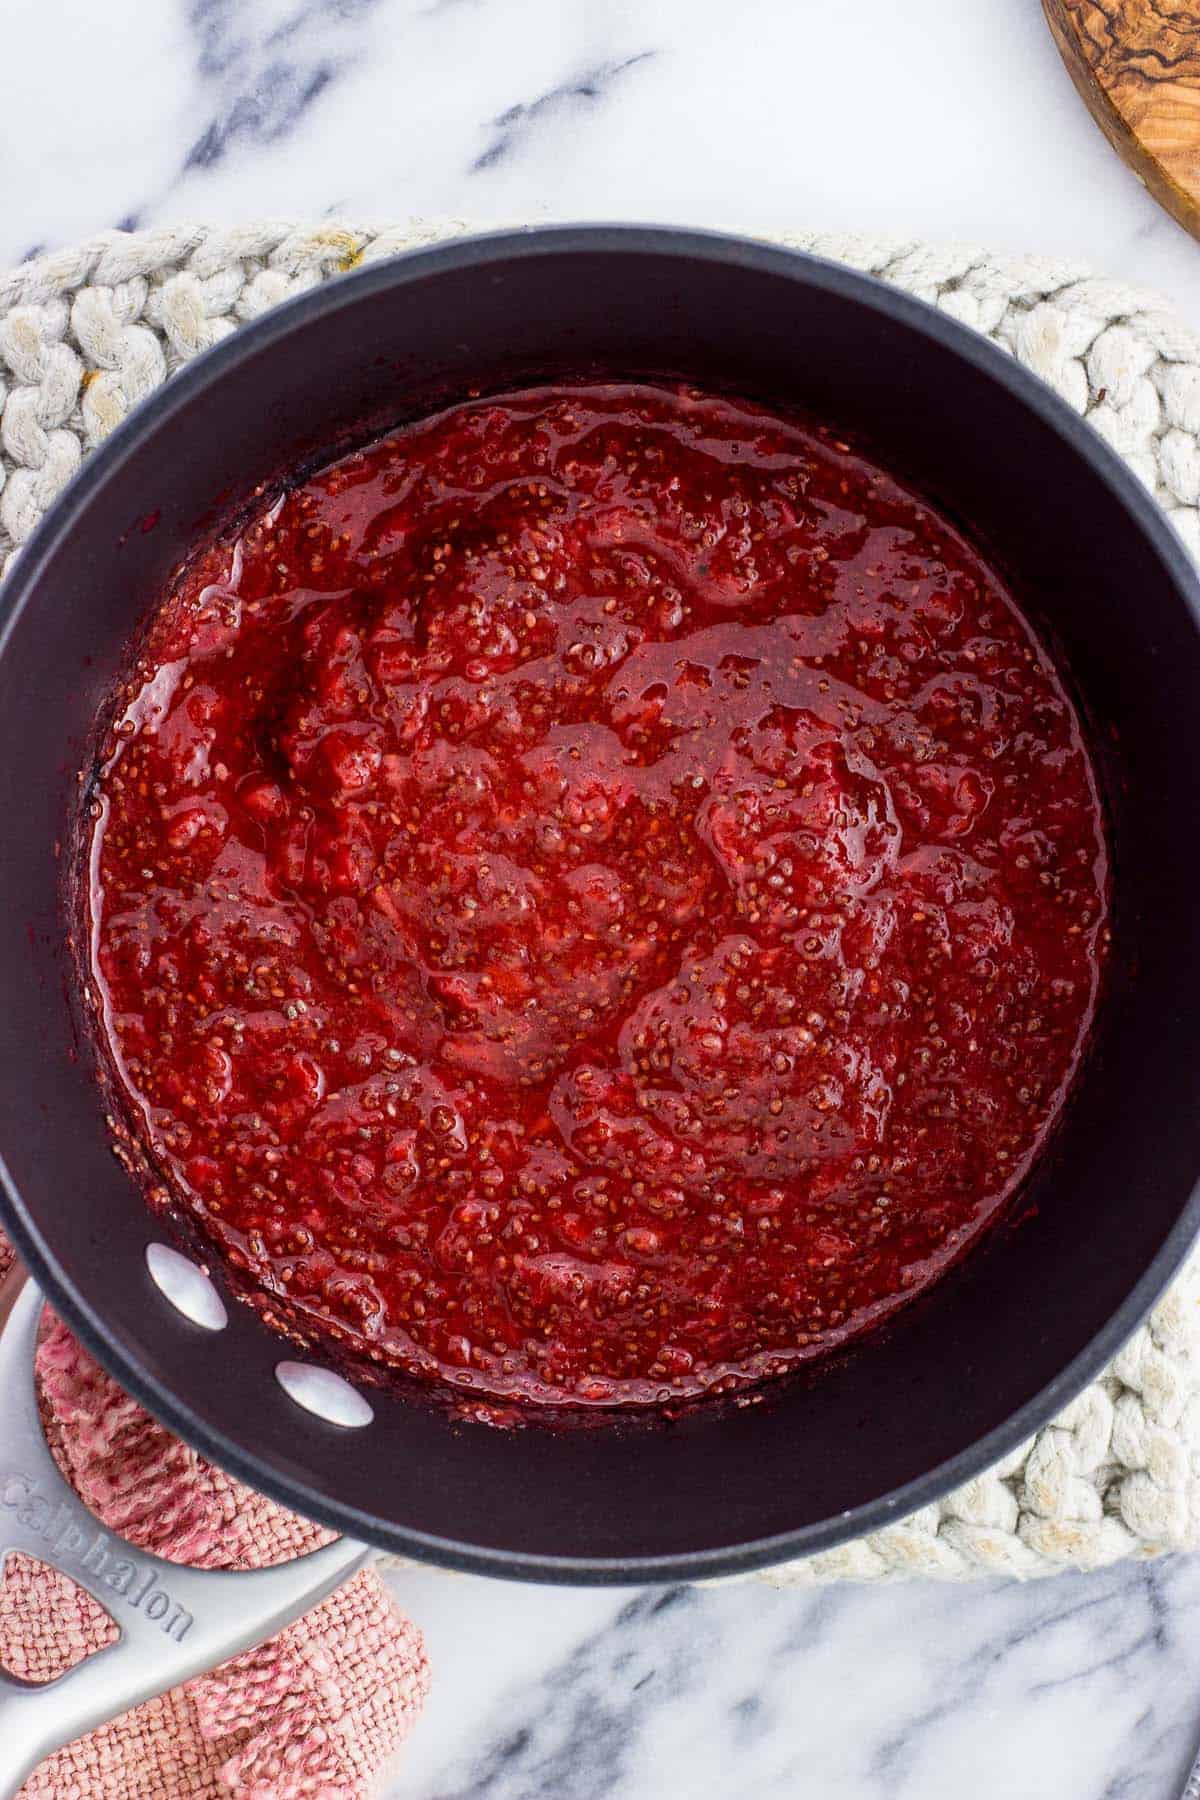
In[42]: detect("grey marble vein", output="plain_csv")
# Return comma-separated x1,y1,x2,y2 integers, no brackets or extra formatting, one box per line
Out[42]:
423,1586,721,1800
471,51,657,174
182,0,381,172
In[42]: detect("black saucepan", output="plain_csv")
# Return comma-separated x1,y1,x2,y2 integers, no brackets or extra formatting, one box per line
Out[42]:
1,226,1198,1584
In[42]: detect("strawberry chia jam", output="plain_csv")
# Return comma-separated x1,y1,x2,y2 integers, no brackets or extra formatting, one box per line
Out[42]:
86,382,1109,1407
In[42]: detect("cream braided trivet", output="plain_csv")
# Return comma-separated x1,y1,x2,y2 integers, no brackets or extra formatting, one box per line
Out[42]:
2,221,1198,1584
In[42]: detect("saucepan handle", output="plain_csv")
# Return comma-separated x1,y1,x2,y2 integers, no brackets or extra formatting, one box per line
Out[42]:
0,1277,374,1797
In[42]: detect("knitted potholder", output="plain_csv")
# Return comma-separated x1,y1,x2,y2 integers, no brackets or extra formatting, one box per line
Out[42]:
2,222,1199,1586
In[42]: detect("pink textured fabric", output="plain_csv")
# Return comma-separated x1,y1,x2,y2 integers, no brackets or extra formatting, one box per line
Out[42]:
0,1237,429,1797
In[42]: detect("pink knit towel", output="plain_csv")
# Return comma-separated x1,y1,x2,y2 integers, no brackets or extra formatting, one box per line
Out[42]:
0,1234,430,1797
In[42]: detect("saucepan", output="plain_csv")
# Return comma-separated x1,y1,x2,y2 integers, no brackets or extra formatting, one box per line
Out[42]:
1,227,1199,1789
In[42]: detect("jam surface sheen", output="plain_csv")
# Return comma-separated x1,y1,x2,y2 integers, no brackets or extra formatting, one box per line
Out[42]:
87,382,1109,1408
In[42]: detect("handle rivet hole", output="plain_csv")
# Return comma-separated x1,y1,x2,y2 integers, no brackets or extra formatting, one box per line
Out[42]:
275,1361,374,1428
145,1244,228,1332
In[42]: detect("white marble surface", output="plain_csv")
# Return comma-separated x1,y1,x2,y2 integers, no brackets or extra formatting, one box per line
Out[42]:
385,1558,1200,1800
5,2,1200,1795
1,0,1198,334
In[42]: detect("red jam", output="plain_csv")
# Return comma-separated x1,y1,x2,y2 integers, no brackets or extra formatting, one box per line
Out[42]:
87,382,1108,1407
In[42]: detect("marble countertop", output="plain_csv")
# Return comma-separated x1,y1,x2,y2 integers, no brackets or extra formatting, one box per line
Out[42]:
391,1557,1200,1800
4,2,1200,1796
4,0,1200,337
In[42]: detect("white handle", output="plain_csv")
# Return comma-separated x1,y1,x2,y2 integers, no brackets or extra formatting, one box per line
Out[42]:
0,1280,374,1796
